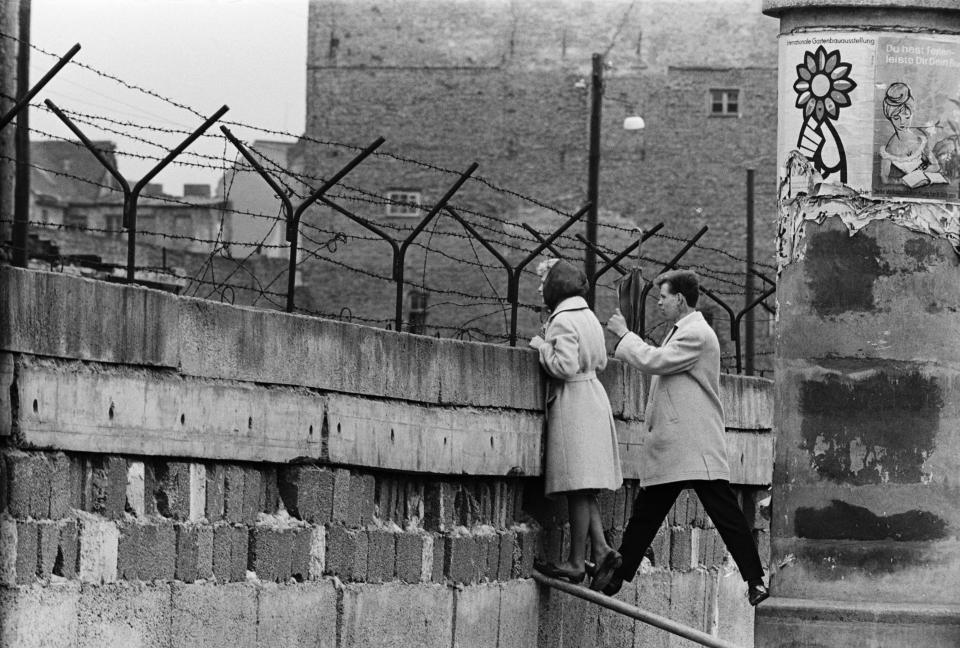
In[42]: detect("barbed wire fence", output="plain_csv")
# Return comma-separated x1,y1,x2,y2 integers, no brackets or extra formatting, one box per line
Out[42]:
0,31,777,373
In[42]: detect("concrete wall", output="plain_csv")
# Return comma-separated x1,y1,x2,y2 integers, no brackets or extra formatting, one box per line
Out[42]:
0,267,773,647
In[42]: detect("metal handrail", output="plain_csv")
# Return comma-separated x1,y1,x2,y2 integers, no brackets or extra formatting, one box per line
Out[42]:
532,570,746,648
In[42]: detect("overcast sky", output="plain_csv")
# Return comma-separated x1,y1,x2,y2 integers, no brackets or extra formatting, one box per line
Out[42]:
29,0,308,195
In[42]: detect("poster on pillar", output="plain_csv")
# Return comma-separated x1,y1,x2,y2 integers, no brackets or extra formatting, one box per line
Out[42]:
777,31,960,204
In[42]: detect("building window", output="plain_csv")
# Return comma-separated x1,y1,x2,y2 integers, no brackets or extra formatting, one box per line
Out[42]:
709,88,740,116
64,212,87,230
385,190,422,217
104,213,123,235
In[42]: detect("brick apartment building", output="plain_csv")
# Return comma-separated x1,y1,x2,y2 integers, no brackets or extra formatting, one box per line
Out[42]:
289,0,779,370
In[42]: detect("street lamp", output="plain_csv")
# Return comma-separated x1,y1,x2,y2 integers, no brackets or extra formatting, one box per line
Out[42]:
585,51,646,308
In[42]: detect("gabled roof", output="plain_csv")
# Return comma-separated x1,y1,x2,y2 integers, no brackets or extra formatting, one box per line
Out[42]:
30,139,120,204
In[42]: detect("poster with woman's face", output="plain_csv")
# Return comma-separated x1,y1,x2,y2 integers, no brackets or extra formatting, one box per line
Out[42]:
777,31,960,204
873,35,960,201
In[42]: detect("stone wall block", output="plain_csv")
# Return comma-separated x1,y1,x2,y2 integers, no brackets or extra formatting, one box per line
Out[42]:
331,468,352,525
278,465,333,524
325,524,367,581
15,520,38,584
259,467,280,515
289,526,311,581
423,481,457,531
76,581,172,648
125,461,145,518
670,527,694,571
240,466,261,524
83,456,128,520
48,452,79,519
175,523,206,583
171,582,257,648
146,461,191,521
212,523,247,583
117,520,141,580
446,534,478,584
205,463,226,522
223,465,245,524
78,514,118,584
57,519,78,579
249,526,293,583
0,579,81,647
5,452,46,518
0,517,15,585
651,524,671,568
37,520,59,579
366,527,397,583
139,521,177,581
395,530,425,583
513,526,538,578
668,489,691,527
431,532,447,584
255,581,338,648
308,524,325,579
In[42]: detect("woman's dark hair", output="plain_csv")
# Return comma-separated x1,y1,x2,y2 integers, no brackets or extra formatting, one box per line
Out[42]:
655,269,699,307
542,260,587,311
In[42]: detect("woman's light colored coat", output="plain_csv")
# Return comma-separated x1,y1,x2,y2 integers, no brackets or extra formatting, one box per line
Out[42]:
538,296,622,496
614,310,729,487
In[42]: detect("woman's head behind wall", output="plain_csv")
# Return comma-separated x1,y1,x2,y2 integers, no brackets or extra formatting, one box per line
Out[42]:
542,260,588,312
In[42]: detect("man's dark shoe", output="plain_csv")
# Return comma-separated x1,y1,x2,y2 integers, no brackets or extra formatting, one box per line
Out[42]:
748,581,769,606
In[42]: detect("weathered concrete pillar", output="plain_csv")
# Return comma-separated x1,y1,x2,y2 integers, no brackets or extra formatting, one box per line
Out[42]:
758,1,960,646
0,0,20,249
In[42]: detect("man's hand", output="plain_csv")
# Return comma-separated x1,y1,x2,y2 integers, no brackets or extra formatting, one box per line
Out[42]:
528,335,545,350
606,310,628,338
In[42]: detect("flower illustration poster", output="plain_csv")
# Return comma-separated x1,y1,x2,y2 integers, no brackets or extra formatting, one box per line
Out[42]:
777,31,960,204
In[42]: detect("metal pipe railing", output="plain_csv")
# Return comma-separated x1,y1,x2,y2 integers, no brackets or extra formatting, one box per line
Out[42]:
532,571,746,648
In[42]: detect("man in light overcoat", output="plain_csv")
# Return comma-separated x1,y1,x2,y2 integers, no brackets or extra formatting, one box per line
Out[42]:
593,269,768,606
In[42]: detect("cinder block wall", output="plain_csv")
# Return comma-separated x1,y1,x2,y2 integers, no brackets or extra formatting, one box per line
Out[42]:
0,267,773,648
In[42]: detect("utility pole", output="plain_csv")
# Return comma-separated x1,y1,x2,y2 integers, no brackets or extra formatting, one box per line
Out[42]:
745,168,755,375
585,53,603,308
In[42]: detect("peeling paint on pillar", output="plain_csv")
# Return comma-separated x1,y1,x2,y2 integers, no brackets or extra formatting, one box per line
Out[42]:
795,500,948,542
799,365,943,484
804,230,893,314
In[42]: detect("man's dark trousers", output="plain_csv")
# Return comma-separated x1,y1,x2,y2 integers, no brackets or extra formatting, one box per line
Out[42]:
617,480,764,582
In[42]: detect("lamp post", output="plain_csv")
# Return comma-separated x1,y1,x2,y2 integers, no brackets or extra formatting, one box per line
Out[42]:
585,54,645,309
585,53,603,308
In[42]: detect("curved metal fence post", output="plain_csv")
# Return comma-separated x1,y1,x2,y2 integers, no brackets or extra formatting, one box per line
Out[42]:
733,284,777,374
638,225,709,338
223,130,384,312
125,105,229,281
286,137,385,312
507,203,590,345
576,222,664,296
444,206,515,341
0,44,80,132
392,163,477,331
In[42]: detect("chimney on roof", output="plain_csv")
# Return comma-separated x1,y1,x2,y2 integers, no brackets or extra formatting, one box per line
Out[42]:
145,183,163,196
183,184,211,198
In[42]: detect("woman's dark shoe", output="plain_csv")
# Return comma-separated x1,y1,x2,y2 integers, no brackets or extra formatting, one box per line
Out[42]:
534,560,586,584
589,551,623,594
748,581,769,606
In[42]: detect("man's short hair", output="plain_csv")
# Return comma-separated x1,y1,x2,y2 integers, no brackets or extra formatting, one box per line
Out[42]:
655,269,699,307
